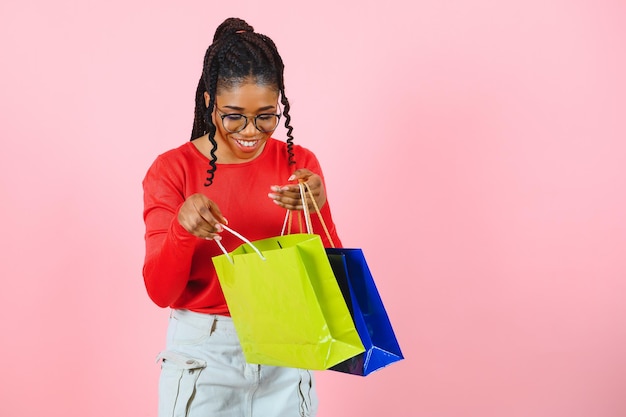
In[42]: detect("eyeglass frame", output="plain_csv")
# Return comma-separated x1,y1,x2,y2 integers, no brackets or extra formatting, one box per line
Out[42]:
214,105,282,133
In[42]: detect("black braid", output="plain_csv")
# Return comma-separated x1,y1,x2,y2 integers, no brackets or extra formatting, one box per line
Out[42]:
281,90,295,166
190,17,296,186
203,62,219,187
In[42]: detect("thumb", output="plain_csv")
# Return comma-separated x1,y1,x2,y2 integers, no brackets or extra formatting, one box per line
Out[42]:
202,196,228,225
288,168,313,182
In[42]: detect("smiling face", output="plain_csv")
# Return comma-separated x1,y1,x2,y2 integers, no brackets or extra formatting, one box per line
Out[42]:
204,81,280,164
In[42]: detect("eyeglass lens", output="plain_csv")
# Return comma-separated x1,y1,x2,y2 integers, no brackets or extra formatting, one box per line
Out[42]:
222,114,279,133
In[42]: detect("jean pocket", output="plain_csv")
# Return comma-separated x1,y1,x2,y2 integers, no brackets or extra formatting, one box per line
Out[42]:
157,351,207,417
169,316,212,346
297,369,317,417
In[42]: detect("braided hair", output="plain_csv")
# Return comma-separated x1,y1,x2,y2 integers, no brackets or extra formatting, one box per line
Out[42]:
191,17,296,186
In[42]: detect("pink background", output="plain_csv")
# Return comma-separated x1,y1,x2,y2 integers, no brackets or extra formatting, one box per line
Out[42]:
1,1,625,416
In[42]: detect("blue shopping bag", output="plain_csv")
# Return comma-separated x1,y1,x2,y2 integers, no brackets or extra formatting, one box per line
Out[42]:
286,181,404,375
326,248,404,376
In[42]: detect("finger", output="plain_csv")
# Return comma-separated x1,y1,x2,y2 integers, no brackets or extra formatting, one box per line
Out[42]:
271,185,309,204
178,214,220,238
204,232,223,241
271,194,302,210
190,198,227,235
268,185,301,205
302,182,321,199
288,168,313,182
207,201,228,225
283,178,320,193
271,192,319,211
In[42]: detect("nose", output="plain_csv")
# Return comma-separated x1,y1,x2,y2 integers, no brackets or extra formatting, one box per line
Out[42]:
239,118,259,136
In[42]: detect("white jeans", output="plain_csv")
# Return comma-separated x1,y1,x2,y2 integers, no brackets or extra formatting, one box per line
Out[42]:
157,309,318,417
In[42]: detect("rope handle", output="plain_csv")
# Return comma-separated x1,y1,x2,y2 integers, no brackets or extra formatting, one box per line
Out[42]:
280,180,336,248
214,224,266,264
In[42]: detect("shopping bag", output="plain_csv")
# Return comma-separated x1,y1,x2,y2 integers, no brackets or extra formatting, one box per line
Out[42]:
326,248,404,376
212,226,365,370
288,181,404,376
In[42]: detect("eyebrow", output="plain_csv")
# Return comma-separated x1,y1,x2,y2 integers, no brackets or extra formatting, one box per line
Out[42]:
221,104,277,112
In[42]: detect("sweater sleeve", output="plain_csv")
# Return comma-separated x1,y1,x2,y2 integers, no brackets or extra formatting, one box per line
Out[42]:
142,156,197,307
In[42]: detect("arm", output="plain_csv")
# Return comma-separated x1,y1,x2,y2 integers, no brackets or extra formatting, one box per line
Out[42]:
142,157,196,307
142,157,228,307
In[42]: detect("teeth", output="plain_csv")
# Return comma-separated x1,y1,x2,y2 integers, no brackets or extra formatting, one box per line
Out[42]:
237,140,256,147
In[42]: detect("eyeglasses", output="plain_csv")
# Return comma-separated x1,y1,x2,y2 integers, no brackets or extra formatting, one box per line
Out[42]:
215,106,281,133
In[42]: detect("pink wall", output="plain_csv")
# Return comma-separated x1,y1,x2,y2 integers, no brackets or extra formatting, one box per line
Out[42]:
1,1,625,416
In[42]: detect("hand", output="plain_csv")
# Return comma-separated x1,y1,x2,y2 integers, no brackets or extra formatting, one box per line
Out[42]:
268,168,327,211
177,193,227,240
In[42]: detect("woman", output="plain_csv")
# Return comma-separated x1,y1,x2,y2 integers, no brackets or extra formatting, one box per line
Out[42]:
142,17,342,417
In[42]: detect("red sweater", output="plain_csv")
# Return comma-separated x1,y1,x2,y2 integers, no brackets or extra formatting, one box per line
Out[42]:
142,139,342,313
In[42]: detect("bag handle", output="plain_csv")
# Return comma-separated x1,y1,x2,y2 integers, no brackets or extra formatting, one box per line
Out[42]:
215,224,266,264
280,180,336,248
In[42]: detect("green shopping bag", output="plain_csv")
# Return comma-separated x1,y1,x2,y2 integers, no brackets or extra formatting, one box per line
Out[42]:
212,227,365,370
